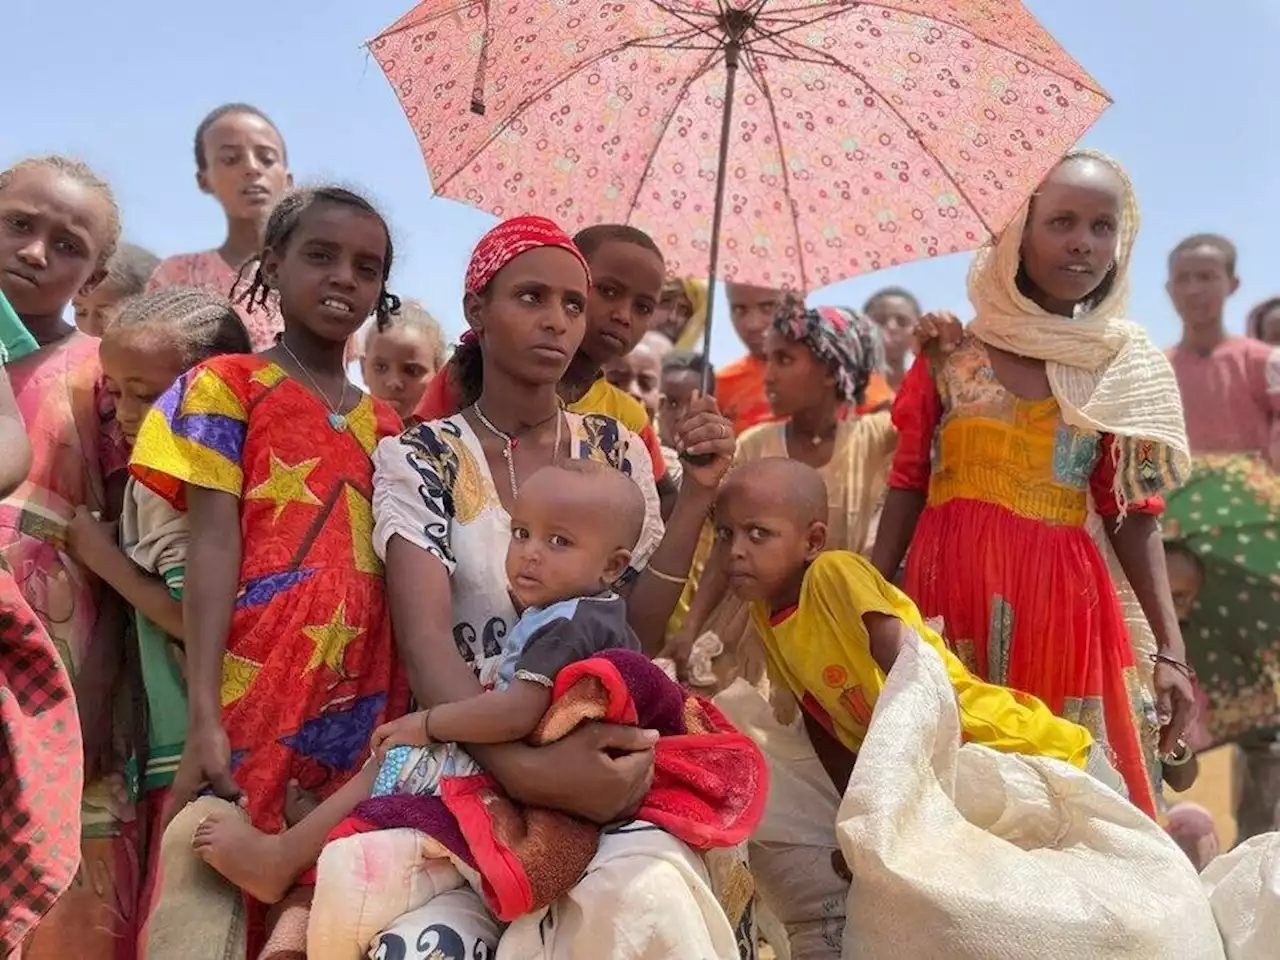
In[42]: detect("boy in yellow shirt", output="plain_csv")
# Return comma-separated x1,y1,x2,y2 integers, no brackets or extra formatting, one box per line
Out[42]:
712,457,1113,798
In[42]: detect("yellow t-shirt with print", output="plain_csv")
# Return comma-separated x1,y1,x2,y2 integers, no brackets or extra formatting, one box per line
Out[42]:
568,379,666,480
750,551,1092,766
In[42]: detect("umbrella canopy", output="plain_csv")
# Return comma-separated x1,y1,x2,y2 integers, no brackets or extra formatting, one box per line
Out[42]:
370,0,1110,292
1164,454,1280,749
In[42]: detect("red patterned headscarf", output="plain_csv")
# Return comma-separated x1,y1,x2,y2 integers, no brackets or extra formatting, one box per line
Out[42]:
413,216,590,423
464,215,591,295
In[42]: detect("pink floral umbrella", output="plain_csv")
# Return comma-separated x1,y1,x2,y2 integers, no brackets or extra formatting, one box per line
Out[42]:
370,0,1109,363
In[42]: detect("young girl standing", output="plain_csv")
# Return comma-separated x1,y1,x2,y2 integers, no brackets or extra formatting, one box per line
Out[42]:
872,151,1194,817
129,187,409,950
148,103,293,350
64,288,252,930
0,154,137,958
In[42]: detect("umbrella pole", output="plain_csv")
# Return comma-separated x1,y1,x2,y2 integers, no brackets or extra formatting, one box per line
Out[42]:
698,27,745,395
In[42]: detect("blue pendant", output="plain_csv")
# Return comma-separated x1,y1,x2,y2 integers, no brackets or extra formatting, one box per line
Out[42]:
328,412,348,432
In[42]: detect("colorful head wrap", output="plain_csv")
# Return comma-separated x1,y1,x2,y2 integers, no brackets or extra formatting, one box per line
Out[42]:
771,299,884,405
464,215,591,296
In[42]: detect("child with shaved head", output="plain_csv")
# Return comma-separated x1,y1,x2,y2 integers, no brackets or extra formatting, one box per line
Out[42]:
190,458,649,903
714,457,1113,800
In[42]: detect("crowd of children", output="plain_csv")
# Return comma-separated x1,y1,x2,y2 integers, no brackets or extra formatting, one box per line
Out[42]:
3,99,1279,960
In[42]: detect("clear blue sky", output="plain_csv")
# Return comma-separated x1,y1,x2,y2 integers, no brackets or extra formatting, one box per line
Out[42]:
7,0,1278,363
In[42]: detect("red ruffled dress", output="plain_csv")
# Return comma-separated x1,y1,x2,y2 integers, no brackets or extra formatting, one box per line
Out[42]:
891,339,1161,816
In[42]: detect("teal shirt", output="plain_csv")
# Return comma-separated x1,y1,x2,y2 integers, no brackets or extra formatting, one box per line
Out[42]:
135,570,188,791
0,289,38,363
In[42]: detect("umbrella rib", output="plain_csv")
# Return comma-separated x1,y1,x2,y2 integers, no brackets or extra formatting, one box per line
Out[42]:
434,29,706,194
747,5,862,46
649,0,727,46
622,46,727,223
752,31,998,234
740,48,809,288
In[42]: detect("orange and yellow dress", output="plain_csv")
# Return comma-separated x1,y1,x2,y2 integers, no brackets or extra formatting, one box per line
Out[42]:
752,551,1093,766
891,338,1161,816
130,355,410,834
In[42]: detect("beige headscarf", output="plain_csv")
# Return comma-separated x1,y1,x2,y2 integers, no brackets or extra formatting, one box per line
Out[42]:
671,278,710,352
967,148,1189,509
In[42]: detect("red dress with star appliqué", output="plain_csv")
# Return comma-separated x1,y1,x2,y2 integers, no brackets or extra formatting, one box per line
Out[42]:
131,354,410,834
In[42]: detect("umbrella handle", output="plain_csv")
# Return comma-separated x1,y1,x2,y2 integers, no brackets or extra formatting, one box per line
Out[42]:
680,451,716,467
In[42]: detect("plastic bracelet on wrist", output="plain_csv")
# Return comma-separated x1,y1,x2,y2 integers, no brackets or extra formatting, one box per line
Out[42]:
421,707,435,745
1148,652,1197,682
646,565,689,586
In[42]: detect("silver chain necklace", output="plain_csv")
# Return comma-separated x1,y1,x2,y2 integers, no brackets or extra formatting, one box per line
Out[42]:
472,404,563,500
280,338,350,432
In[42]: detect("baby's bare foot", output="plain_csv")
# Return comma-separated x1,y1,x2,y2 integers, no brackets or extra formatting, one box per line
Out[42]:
283,780,319,827
192,808,294,904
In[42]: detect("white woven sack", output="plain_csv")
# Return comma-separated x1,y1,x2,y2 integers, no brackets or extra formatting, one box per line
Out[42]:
1201,832,1280,958
835,632,1224,960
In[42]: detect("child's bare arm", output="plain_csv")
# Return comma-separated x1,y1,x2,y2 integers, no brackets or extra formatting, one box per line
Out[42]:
428,682,554,745
66,511,185,640
802,709,857,796
864,612,907,676
870,489,925,581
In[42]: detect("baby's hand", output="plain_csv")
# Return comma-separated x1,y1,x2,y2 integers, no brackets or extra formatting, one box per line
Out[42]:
914,311,964,358
370,712,432,759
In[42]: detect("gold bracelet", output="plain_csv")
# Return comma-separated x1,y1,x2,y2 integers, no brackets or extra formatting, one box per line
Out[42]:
421,707,435,745
645,565,689,586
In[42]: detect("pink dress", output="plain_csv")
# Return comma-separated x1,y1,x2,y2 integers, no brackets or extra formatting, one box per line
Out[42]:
1,332,136,959
148,251,282,351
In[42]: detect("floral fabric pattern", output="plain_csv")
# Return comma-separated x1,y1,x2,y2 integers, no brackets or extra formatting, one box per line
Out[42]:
371,0,1109,290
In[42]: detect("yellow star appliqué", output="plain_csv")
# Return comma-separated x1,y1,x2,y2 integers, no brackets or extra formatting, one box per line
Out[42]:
303,600,363,674
246,453,323,522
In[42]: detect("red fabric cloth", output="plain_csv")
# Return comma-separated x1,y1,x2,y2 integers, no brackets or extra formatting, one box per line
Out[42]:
465,216,590,295
717,354,774,435
889,355,1161,816
0,573,84,954
413,364,463,423
131,356,411,834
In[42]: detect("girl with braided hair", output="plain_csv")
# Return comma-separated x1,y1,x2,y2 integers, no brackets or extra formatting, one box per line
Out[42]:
130,187,410,955
62,287,252,932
